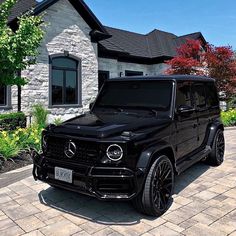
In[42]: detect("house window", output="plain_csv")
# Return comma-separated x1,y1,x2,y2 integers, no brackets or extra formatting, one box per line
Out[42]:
0,85,7,106
98,70,109,90
125,70,143,76
50,56,81,106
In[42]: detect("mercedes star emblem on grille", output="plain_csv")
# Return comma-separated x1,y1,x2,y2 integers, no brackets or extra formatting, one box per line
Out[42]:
64,141,77,158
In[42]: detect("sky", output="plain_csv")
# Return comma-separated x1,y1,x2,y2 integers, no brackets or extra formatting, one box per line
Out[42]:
84,0,236,50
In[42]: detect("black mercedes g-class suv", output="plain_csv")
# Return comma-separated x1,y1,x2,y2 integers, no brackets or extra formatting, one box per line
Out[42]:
33,75,225,216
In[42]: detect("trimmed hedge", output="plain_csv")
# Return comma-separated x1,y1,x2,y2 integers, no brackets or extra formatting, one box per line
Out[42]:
0,112,26,131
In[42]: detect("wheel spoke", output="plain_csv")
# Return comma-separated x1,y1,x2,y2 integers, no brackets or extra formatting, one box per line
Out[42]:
151,159,173,212
216,132,225,162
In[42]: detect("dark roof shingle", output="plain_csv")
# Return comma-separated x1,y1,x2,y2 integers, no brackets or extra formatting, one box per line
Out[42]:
1,0,206,61
99,27,206,60
0,0,36,22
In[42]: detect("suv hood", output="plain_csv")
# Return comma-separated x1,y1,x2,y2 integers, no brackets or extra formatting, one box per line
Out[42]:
51,112,171,138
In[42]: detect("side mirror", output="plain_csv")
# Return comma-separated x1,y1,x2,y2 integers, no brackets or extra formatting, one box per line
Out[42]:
177,105,195,114
89,102,94,110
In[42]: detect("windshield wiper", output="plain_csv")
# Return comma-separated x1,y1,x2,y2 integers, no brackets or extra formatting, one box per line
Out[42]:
119,106,159,117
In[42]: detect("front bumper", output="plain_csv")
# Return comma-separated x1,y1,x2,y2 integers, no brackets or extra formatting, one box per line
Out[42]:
32,152,146,200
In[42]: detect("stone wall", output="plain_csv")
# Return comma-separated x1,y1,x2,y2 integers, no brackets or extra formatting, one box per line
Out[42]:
11,0,98,122
98,58,168,78
0,0,170,121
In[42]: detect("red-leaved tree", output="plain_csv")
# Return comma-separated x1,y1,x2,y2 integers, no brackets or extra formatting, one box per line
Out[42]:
165,39,203,75
204,45,236,99
166,39,236,100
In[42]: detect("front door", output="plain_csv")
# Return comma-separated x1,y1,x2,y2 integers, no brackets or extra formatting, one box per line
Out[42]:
175,81,198,159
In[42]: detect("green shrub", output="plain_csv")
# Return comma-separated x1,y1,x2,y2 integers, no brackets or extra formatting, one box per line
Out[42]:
53,117,63,126
0,112,26,131
221,109,236,127
0,125,43,160
228,96,236,109
0,130,21,160
31,104,49,128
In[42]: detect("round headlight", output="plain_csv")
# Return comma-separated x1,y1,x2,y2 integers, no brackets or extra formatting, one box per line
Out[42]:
106,144,123,161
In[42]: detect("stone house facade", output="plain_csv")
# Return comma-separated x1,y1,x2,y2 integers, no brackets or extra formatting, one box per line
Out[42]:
0,0,207,121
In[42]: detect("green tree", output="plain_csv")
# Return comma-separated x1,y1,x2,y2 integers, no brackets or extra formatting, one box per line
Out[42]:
0,0,45,86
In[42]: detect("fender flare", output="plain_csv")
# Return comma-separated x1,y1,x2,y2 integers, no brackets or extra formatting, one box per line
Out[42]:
136,141,175,170
207,121,224,147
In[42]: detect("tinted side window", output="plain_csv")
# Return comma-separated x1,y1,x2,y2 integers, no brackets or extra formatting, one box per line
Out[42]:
176,82,192,107
193,83,206,109
206,82,219,107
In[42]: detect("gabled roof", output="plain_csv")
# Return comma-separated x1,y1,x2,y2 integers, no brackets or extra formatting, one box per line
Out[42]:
1,0,109,37
99,26,207,63
1,0,207,63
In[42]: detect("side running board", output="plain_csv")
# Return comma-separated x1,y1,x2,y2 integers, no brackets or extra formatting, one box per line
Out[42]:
176,146,211,174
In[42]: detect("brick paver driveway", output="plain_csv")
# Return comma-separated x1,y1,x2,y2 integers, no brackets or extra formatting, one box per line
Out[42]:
0,129,236,236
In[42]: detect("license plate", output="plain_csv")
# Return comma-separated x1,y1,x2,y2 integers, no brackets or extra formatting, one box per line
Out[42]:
55,167,73,183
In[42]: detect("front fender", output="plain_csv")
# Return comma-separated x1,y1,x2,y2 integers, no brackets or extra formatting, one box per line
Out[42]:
136,141,175,170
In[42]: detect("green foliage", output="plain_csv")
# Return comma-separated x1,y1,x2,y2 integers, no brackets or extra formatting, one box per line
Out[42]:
221,109,236,127
0,125,43,160
0,112,25,120
0,112,26,131
53,117,63,126
31,104,49,128
227,96,236,110
0,0,45,86
0,104,49,160
0,130,21,159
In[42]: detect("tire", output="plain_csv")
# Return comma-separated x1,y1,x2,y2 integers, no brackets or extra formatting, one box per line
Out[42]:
133,155,174,216
205,129,225,166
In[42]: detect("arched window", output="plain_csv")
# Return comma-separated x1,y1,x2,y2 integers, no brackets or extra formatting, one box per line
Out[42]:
50,55,81,106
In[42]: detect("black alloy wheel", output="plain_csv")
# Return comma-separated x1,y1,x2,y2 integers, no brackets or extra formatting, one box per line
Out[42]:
215,130,225,164
206,129,225,166
133,155,174,216
152,159,173,212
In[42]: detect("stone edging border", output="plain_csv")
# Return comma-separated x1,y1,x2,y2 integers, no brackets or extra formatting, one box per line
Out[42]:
0,164,33,176
224,126,236,131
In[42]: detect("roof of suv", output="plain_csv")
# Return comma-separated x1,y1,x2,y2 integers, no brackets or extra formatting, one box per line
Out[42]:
109,75,215,82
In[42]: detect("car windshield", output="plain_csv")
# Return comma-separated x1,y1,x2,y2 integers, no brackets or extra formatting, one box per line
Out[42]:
94,80,173,112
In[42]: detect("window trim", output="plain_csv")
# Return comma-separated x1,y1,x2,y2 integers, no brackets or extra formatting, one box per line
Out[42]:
48,53,82,108
0,85,12,109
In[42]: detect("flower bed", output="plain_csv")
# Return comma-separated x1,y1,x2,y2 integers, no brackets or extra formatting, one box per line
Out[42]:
0,125,43,173
0,105,49,173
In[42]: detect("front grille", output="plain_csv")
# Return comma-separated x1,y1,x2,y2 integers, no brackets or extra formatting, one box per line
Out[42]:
46,137,99,165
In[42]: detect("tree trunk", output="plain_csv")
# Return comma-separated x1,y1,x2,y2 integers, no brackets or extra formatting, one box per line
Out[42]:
17,70,21,112
17,85,21,112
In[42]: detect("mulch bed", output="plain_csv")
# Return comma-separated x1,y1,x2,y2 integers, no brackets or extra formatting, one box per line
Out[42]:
0,152,33,174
